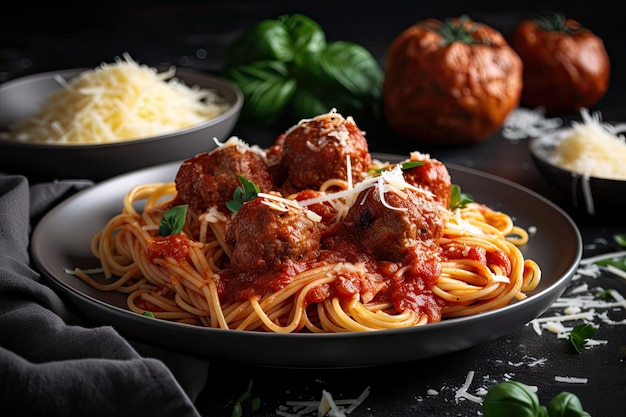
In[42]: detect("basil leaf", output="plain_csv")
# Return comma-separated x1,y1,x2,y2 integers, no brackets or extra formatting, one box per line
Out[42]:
226,176,260,214
222,14,383,128
450,184,474,210
231,380,260,417
368,161,424,175
546,392,591,417
568,323,598,353
279,14,326,65
289,88,332,121
401,161,423,170
594,257,626,271
159,204,188,236
299,41,383,98
224,61,297,125
224,20,293,67
483,381,547,417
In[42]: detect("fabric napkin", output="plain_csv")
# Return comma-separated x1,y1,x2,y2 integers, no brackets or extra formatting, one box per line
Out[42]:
0,174,207,417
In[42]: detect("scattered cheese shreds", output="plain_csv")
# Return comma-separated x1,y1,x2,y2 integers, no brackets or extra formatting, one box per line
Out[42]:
277,387,370,417
502,107,562,140
454,371,483,404
554,376,589,384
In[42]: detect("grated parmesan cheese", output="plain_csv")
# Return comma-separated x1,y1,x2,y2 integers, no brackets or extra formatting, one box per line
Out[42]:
548,109,626,180
554,376,588,384
502,107,563,140
6,53,229,145
529,251,626,342
276,387,370,417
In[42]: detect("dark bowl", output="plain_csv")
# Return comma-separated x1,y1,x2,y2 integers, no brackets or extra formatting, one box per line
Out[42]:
0,67,243,182
528,127,626,215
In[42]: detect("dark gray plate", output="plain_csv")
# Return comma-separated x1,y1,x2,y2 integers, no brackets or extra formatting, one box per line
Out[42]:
31,154,582,368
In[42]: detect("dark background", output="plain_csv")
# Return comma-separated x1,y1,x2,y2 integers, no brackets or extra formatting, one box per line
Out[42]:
3,1,622,144
1,1,622,117
2,3,624,416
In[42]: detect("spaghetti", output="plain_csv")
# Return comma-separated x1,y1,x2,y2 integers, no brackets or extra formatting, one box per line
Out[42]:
72,111,541,333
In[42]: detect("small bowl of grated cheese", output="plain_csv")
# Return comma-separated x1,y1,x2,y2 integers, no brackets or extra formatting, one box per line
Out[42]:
529,108,626,215
0,54,243,181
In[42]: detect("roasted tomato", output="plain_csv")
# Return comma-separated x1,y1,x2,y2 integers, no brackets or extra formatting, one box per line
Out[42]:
510,13,610,115
382,16,522,145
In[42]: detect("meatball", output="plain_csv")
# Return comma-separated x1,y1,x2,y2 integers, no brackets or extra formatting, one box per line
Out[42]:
342,185,444,262
402,155,452,208
174,139,274,214
279,111,372,191
225,197,321,274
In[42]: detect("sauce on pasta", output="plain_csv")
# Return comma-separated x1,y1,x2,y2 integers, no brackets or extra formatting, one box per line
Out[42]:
72,110,541,332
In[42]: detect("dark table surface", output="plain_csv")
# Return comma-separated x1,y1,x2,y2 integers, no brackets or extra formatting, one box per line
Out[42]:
3,2,625,416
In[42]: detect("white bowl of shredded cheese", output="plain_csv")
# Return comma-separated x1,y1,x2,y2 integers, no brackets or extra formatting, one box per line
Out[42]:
0,55,243,181
529,109,626,215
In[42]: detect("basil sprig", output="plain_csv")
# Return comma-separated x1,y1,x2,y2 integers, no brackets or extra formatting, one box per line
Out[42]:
225,176,260,214
223,13,383,127
231,380,260,417
158,204,188,236
450,184,474,210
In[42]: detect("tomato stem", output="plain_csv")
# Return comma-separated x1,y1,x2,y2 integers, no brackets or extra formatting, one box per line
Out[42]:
535,12,576,34
422,15,481,46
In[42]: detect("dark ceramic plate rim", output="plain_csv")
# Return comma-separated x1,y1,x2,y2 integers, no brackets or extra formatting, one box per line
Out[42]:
31,154,582,368
0,67,243,149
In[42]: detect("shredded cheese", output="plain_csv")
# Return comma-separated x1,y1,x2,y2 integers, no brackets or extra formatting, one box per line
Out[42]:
454,371,483,404
6,53,229,144
554,376,589,384
529,251,626,342
549,109,626,181
276,387,370,417
502,107,563,140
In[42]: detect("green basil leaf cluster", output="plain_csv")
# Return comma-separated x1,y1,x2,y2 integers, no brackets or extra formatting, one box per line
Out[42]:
449,184,474,210
223,14,383,127
158,204,188,236
225,176,260,214
483,381,590,417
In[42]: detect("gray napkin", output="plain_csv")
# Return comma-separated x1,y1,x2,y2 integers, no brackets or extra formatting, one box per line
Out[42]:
0,175,206,417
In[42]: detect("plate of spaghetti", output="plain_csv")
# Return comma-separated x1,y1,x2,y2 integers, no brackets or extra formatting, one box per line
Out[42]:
31,110,581,368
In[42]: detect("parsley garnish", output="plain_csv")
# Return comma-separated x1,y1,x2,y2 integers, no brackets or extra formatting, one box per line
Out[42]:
158,204,188,236
142,311,155,318
226,176,261,214
449,184,474,210
568,323,598,353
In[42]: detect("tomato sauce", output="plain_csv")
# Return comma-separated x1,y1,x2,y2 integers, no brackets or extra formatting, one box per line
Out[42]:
147,234,192,261
159,111,456,323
